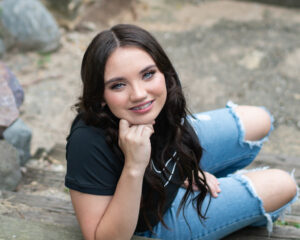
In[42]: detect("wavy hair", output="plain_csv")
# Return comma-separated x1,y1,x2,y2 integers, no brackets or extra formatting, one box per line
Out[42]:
75,24,210,231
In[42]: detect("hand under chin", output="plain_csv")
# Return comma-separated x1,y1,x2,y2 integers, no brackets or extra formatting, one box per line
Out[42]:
125,119,156,126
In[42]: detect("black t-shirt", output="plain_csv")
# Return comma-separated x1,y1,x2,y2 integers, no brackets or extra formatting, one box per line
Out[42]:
65,115,182,232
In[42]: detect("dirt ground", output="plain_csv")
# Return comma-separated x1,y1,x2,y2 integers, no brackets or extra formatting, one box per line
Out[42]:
3,0,300,159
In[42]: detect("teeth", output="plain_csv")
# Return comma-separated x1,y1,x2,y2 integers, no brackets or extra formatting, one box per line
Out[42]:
132,101,152,110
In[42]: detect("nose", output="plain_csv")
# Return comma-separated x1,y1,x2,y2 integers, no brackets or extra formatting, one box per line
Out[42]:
130,82,147,102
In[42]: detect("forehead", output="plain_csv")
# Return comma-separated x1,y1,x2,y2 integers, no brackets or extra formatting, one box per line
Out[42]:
104,47,156,80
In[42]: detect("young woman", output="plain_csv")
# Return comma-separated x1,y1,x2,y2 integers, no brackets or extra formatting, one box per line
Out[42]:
65,24,298,240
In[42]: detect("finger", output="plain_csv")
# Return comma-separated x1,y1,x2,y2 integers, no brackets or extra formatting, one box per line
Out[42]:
135,124,145,137
142,124,154,136
206,180,220,197
119,119,130,137
208,184,218,197
125,124,139,140
211,179,221,192
209,176,221,192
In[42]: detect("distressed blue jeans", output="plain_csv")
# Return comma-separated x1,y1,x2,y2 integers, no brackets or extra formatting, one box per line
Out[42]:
135,102,298,240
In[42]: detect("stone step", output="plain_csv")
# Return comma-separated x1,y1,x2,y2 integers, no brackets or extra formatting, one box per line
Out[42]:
0,190,77,228
0,190,156,240
17,166,66,193
224,225,300,239
0,215,154,240
0,215,82,240
1,189,299,239
1,213,299,240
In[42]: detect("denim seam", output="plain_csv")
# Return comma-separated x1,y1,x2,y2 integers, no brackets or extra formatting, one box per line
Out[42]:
192,173,268,240
192,213,263,240
192,173,271,240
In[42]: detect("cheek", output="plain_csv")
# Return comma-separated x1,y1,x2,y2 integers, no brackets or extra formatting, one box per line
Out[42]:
153,76,167,98
104,91,126,109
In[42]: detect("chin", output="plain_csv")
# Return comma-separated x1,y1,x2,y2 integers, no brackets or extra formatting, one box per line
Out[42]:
128,119,155,125
126,115,156,125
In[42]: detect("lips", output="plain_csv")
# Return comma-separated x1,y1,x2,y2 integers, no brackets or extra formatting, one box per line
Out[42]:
130,100,154,113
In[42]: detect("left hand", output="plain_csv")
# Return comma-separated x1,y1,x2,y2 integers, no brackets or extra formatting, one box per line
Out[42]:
183,171,221,198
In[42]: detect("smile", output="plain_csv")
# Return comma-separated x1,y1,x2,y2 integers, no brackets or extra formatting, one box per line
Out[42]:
130,100,154,113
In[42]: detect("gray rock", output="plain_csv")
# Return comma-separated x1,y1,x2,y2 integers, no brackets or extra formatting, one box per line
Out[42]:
0,140,22,191
3,119,32,166
0,39,5,56
0,0,60,52
0,21,15,54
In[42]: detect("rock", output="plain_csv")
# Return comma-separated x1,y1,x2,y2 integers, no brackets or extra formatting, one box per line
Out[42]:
76,21,97,32
0,0,61,53
238,50,265,70
0,19,15,54
0,66,19,128
43,0,84,20
42,0,86,29
0,140,22,191
3,119,32,166
279,48,300,80
0,62,24,108
0,39,5,56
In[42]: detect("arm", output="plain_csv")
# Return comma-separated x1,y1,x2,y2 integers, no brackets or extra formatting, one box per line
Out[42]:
69,119,154,240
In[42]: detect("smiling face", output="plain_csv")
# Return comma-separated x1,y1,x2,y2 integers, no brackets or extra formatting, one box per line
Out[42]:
103,46,167,125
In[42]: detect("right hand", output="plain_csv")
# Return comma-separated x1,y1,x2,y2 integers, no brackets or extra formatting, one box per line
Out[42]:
183,171,221,198
118,119,154,172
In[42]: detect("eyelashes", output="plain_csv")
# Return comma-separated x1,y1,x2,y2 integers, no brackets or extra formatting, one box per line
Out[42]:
143,70,156,80
109,70,156,90
110,82,125,90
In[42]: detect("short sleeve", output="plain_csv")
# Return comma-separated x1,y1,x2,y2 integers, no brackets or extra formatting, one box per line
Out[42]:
65,124,122,195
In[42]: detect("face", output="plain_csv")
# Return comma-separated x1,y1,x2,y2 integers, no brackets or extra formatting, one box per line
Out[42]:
103,46,167,125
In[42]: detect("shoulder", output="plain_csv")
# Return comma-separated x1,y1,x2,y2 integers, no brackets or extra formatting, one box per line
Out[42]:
66,115,118,165
66,115,113,157
65,115,121,195
67,115,106,145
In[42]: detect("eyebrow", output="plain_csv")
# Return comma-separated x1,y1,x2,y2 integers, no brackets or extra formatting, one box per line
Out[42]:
139,64,156,74
105,64,157,85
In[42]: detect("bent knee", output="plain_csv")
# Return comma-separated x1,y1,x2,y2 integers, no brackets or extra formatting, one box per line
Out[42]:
244,169,297,212
268,169,298,198
235,106,272,141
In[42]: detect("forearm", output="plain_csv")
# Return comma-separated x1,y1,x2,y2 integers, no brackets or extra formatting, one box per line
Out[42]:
95,165,145,240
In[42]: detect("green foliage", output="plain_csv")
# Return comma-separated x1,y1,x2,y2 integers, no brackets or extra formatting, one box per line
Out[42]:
64,187,70,194
37,52,51,68
276,220,300,228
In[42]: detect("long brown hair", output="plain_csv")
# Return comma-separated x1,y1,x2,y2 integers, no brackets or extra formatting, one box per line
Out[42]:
76,24,210,231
